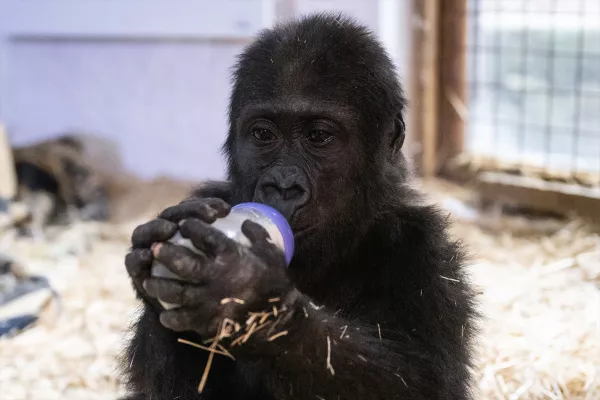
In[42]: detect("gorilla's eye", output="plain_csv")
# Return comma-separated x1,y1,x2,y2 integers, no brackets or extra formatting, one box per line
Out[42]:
251,128,277,142
307,130,333,144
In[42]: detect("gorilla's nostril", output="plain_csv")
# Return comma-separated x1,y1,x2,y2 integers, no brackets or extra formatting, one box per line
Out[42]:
262,183,281,197
283,185,304,201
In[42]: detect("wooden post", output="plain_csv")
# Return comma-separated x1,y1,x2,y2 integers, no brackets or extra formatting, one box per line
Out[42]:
0,123,16,201
438,0,468,171
411,0,468,177
416,0,440,177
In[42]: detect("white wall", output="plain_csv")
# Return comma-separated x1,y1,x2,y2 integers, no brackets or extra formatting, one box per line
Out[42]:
2,0,413,181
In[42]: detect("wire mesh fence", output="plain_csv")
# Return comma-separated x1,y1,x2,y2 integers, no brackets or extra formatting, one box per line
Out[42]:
465,0,600,187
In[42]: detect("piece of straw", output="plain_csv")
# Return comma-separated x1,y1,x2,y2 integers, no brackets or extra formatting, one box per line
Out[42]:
267,330,288,342
177,339,235,361
326,336,335,375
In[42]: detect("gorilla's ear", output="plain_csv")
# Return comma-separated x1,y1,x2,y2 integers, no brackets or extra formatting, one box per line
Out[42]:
391,113,406,155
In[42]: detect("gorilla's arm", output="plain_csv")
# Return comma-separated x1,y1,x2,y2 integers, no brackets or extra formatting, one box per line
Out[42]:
254,211,473,400
259,294,437,400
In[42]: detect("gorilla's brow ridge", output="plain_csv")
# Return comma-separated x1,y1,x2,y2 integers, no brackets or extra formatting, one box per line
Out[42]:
238,98,357,126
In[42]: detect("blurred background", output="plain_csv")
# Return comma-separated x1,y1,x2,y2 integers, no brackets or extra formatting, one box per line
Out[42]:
0,1,598,399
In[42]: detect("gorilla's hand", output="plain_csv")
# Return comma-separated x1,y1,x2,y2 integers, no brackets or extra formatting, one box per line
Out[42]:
128,198,295,350
124,198,232,302
144,219,293,339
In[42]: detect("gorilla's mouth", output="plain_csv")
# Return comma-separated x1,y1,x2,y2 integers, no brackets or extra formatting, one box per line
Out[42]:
288,205,316,232
290,210,322,238
253,196,310,230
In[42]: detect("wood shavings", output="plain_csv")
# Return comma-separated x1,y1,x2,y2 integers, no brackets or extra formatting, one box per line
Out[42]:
433,179,600,400
439,275,461,283
178,303,292,393
242,322,258,344
216,344,234,360
198,341,216,392
181,303,291,392
259,312,271,325
267,330,288,342
177,339,235,361
399,376,408,388
220,297,245,305
326,336,335,376
178,336,222,393
0,218,141,399
340,325,348,339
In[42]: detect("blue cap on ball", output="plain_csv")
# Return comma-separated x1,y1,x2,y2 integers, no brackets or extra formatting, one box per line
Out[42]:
232,202,295,266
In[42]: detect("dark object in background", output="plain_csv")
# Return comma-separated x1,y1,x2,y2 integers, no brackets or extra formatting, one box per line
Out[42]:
121,13,478,400
0,315,38,337
0,198,8,213
0,124,16,210
0,255,57,338
12,134,110,234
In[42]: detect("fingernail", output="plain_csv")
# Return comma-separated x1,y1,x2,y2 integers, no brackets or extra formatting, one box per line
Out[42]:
151,243,162,256
142,279,149,291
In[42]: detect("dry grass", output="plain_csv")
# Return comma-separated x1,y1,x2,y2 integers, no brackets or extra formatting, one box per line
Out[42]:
0,178,598,399
462,215,600,399
0,220,138,400
423,179,600,400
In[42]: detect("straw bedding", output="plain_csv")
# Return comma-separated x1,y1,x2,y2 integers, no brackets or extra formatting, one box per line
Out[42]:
0,179,598,400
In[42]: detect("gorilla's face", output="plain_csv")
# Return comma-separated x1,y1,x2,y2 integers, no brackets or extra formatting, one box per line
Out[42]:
224,15,406,240
232,97,366,235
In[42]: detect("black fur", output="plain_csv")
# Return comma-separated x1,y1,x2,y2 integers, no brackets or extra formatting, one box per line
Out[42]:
121,13,478,400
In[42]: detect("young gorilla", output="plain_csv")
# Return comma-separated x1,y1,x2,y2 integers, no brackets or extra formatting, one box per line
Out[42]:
122,13,478,400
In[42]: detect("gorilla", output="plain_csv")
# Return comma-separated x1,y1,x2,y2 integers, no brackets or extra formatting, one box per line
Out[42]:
121,13,478,400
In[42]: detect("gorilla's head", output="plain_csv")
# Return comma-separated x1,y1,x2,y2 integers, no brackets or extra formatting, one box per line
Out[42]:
223,13,407,241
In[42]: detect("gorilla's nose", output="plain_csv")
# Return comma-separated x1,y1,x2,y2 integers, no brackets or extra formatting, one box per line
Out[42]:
255,166,310,220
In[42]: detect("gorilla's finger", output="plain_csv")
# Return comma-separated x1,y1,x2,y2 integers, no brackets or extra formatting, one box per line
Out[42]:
178,196,197,204
152,242,210,283
131,219,178,248
125,249,153,279
253,245,286,268
241,219,271,244
242,220,285,266
159,306,219,334
158,198,231,223
142,278,208,306
179,218,237,256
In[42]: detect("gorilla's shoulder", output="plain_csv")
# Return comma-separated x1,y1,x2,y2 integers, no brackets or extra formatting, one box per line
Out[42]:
373,201,463,258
